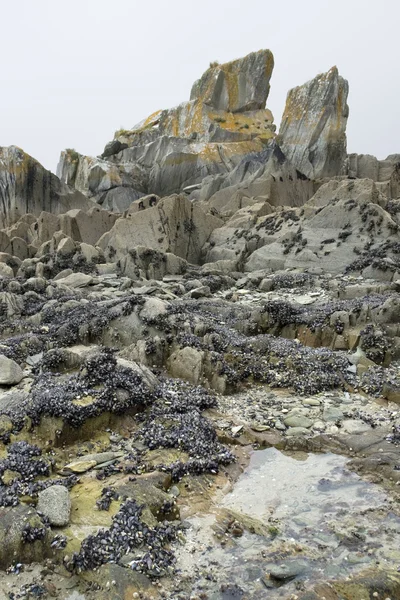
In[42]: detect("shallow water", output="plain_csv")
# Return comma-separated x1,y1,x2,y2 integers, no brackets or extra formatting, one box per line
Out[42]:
175,448,400,599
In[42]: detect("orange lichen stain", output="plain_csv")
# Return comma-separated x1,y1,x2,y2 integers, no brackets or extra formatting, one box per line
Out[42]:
209,108,274,136
164,138,264,168
114,109,163,140
161,101,206,138
198,144,222,162
142,109,163,129
221,139,264,158
194,49,274,113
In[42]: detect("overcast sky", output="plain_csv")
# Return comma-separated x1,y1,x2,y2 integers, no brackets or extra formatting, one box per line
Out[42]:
1,0,398,173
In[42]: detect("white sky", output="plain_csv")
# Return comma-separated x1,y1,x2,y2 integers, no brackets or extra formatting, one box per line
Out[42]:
1,0,398,173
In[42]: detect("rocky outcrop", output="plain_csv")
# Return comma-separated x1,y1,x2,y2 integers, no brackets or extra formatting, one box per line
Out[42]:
202,177,400,276
57,151,147,211
2,206,118,254
348,152,400,198
98,194,222,264
190,50,274,113
196,141,316,220
278,67,349,179
0,146,93,228
57,50,277,204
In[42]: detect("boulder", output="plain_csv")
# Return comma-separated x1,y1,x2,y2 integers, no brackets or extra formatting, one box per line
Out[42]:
0,505,52,569
0,263,13,278
278,67,349,179
56,236,76,256
118,246,187,281
37,485,71,526
0,355,23,385
79,242,99,263
167,347,205,385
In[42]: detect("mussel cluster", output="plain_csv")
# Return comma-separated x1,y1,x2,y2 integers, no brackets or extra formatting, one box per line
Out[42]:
71,499,177,577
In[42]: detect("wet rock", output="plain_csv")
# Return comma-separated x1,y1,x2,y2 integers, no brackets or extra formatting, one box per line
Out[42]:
37,485,71,526
80,563,153,599
383,382,400,404
341,419,371,434
299,569,400,600
268,559,308,582
0,504,51,568
0,355,23,385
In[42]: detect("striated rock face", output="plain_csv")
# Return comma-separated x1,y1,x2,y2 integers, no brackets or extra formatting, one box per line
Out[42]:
57,151,147,211
0,146,93,228
278,67,349,179
98,194,222,265
190,49,274,113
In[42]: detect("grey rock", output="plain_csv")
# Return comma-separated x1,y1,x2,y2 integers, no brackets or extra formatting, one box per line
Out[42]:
99,194,221,266
190,49,274,113
322,406,344,422
101,139,128,158
0,505,51,568
0,355,23,385
37,485,71,526
269,559,308,582
79,242,99,263
279,66,349,179
0,263,13,278
0,146,93,228
285,426,311,436
53,268,73,281
167,347,205,385
187,285,212,299
57,236,76,256
57,50,277,201
283,415,313,428
54,272,93,288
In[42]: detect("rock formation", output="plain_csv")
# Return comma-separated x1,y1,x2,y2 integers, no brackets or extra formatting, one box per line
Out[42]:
278,66,349,179
190,49,274,113
0,146,92,228
99,193,222,265
57,50,276,207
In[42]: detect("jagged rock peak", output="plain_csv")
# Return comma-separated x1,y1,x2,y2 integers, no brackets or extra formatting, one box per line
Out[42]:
190,49,274,113
0,146,92,228
278,66,349,180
